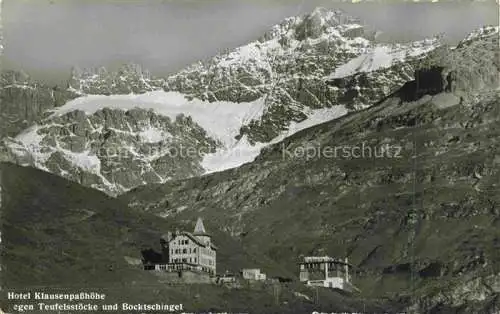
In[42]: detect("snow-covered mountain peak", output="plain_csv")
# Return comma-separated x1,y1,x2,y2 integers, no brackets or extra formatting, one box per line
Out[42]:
459,25,499,45
292,7,363,41
166,8,376,93
257,7,362,43
308,6,359,25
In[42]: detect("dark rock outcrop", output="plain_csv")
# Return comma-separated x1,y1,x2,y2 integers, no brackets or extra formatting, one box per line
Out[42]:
398,66,453,102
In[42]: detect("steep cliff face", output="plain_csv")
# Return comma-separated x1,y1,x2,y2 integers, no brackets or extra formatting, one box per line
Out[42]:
0,71,80,138
121,28,500,312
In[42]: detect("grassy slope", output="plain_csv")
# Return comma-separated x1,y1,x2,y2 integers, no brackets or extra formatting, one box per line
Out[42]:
0,163,390,313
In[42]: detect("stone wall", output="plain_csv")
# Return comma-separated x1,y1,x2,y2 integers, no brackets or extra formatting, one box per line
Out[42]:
155,270,212,284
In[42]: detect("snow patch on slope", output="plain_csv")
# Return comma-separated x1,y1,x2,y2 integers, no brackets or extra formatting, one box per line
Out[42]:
48,90,348,175
14,126,49,161
61,149,100,172
5,126,50,173
6,124,118,192
138,127,171,143
201,105,348,173
50,91,267,148
218,39,283,69
328,39,439,79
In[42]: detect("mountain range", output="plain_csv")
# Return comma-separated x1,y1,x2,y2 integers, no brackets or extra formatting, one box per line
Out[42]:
1,6,500,313
2,7,440,195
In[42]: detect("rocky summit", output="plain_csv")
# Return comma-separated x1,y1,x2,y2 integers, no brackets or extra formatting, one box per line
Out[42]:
162,7,438,143
1,8,441,196
121,26,500,313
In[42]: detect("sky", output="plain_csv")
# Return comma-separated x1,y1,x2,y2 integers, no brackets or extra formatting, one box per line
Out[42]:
1,0,498,84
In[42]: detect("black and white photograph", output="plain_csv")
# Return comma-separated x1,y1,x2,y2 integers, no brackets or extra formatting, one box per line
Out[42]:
0,0,499,313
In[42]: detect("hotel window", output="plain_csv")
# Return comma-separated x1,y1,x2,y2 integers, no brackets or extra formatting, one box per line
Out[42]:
183,248,187,254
